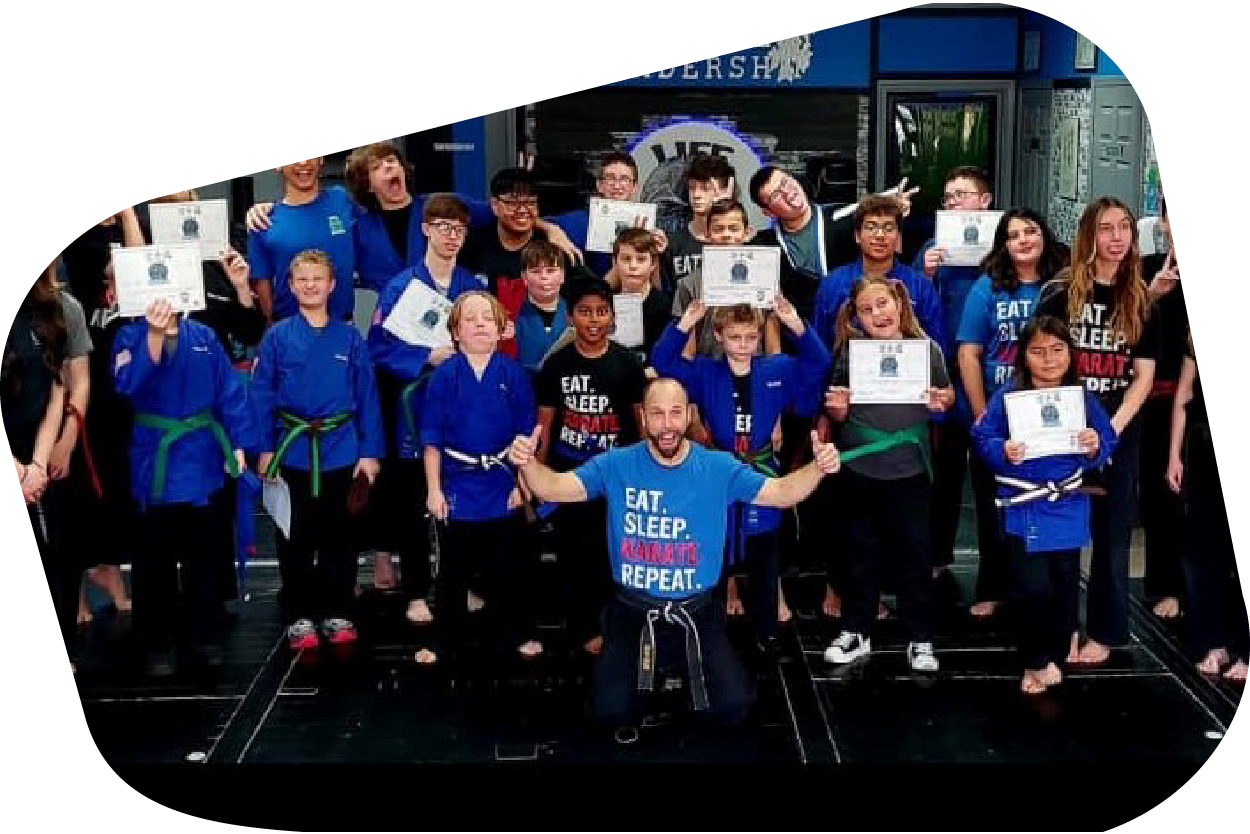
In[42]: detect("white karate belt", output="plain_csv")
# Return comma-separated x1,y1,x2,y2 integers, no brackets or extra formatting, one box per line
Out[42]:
994,471,1084,508
444,447,509,471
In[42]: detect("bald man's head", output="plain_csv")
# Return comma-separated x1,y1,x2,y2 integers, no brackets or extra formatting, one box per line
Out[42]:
642,377,691,462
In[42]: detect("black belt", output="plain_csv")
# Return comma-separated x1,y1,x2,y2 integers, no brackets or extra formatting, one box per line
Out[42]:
615,586,715,712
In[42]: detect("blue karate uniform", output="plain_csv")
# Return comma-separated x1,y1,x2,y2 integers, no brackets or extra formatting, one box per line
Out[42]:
651,320,829,540
420,352,536,521
514,297,569,374
355,194,494,293
250,314,385,474
246,186,358,321
971,385,1116,553
914,240,982,423
811,257,949,357
367,262,480,456
112,317,255,509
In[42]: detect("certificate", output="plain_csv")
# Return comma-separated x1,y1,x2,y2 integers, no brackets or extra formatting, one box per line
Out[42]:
263,475,292,540
382,279,454,349
149,199,230,260
586,198,657,253
848,339,931,405
612,293,644,348
934,210,1003,267
701,246,781,309
1004,386,1087,460
113,244,206,318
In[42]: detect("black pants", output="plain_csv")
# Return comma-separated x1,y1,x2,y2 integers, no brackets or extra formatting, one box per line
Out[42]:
276,466,357,625
216,477,240,602
1181,423,1250,659
1086,414,1143,647
930,419,969,570
431,511,538,661
590,592,753,726
815,468,850,593
1140,394,1185,600
724,528,782,644
969,453,1010,602
555,499,612,645
366,456,432,600
133,494,229,650
1005,535,1080,671
30,488,78,660
842,469,934,641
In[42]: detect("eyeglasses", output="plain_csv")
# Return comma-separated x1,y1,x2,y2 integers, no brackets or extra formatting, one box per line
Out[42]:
599,173,635,185
861,222,898,237
496,196,538,212
429,221,468,238
765,178,799,205
942,189,984,205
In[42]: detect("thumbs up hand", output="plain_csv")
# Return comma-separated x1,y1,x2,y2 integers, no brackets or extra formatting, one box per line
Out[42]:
508,425,543,467
811,430,841,475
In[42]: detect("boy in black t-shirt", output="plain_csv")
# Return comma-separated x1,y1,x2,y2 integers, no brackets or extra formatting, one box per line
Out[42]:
657,153,737,295
536,279,648,655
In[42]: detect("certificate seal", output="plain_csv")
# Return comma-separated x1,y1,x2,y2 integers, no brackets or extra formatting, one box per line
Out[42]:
181,217,200,239
730,262,749,284
148,262,170,283
420,310,441,328
879,355,898,377
1041,402,1061,428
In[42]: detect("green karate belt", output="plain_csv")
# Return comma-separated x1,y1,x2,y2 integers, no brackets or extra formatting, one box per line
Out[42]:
133,410,238,501
400,368,434,443
735,444,780,478
837,420,932,481
268,410,352,498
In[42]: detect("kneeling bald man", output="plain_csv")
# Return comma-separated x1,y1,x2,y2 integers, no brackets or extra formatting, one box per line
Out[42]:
509,377,840,727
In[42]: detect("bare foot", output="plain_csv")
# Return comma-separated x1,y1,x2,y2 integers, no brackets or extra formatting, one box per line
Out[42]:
1067,632,1082,664
877,600,891,621
1152,596,1180,619
777,588,792,623
77,589,92,626
467,590,485,613
726,576,745,617
517,640,543,658
822,585,842,618
90,565,131,612
1039,662,1063,686
405,599,433,625
1074,639,1111,665
969,600,999,619
1020,670,1047,694
583,636,604,656
1197,648,1230,676
1223,660,1248,683
413,648,438,665
373,552,398,590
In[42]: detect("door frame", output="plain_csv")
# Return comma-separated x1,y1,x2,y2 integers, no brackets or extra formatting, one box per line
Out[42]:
1016,80,1053,216
873,78,1017,206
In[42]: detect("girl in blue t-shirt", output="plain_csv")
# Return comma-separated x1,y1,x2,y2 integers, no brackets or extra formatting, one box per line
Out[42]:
971,315,1115,695
420,291,542,668
956,209,1069,619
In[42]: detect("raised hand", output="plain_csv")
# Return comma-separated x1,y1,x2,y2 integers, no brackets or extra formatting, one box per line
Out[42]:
922,246,946,278
824,385,851,413
774,295,803,334
810,430,841,475
507,425,543,468
145,298,175,332
221,249,251,289
245,202,275,232
677,299,707,333
1004,440,1026,465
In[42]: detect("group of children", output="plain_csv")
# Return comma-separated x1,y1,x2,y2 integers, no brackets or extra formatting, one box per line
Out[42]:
4,140,1245,704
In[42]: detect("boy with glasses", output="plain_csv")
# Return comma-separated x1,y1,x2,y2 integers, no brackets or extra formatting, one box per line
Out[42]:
548,152,643,279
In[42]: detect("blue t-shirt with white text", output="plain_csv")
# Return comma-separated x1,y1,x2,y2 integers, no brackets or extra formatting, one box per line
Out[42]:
573,442,766,600
955,276,1043,399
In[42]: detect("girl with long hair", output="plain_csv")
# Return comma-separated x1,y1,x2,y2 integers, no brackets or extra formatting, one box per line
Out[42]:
1037,197,1158,665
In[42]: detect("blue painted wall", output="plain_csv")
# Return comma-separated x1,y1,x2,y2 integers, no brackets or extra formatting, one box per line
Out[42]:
1022,11,1124,80
878,15,1019,73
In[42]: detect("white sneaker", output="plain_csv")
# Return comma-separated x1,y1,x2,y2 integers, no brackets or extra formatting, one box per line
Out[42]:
907,641,940,672
824,631,871,664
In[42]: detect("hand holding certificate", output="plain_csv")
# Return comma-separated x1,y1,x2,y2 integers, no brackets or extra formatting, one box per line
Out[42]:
612,293,645,348
382,280,454,349
702,246,781,309
150,199,230,260
934,210,1003,267
1004,386,1087,460
113,244,206,318
848,339,931,404
586,198,657,253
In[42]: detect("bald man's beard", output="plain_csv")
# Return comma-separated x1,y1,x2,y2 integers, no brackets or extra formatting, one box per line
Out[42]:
647,427,687,460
